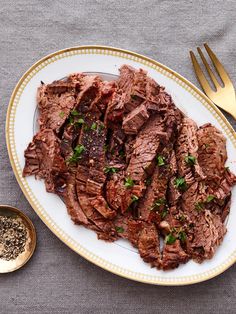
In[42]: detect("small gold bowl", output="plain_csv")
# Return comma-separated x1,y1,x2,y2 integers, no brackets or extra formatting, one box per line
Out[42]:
0,205,36,273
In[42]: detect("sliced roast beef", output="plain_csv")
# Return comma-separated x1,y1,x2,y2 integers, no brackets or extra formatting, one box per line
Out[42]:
175,117,205,186
138,223,161,268
90,196,116,219
122,103,149,135
181,181,227,262
23,129,67,193
138,144,174,222
118,65,147,112
126,115,165,182
74,75,101,114
37,87,76,133
161,240,189,270
76,188,117,242
106,171,146,213
23,66,236,272
127,219,143,247
197,123,227,181
64,174,89,225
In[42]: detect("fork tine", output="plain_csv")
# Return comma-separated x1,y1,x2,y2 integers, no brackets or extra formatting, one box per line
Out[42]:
197,47,220,90
190,51,212,95
204,43,232,86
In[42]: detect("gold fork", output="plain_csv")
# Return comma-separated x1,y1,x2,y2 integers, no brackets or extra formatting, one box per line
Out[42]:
190,43,236,119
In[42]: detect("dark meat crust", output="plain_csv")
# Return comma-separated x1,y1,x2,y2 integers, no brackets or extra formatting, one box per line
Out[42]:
23,66,236,271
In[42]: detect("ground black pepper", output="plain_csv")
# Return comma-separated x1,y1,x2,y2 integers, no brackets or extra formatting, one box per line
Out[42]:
0,216,27,261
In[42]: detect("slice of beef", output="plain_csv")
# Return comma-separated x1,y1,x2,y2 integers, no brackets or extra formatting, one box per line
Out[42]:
76,188,117,242
127,219,144,247
104,90,125,125
138,222,161,268
60,124,80,160
90,196,116,219
74,75,102,114
175,117,205,186
95,81,117,114
181,181,227,262
122,103,149,135
126,115,166,182
37,87,76,133
191,209,226,262
118,65,147,112
113,213,134,240
106,171,146,213
197,123,227,181
161,240,189,270
106,126,126,164
197,124,236,217
145,76,161,104
138,144,174,222
63,174,89,225
23,129,67,193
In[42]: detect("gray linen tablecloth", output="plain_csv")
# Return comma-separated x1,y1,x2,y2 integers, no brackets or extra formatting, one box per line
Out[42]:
0,1,236,313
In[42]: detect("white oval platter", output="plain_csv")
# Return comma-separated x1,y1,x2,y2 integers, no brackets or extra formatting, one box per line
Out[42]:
6,46,236,285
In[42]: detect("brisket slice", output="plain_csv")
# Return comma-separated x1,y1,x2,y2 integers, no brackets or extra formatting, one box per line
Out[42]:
161,240,189,270
126,115,165,182
37,87,76,133
197,123,227,181
122,103,149,135
74,75,101,114
138,144,175,222
63,174,89,225
23,129,67,193
60,124,79,160
197,123,236,215
175,117,205,186
181,181,226,262
118,65,147,112
106,171,146,213
76,184,117,241
90,196,116,219
138,223,161,268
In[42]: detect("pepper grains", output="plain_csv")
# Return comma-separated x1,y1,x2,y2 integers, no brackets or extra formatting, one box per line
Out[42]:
0,216,27,261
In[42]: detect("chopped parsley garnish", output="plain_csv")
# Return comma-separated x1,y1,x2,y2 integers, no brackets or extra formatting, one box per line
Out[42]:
151,198,166,210
67,145,85,164
178,214,186,222
185,155,196,165
76,118,85,125
156,155,165,166
71,109,79,116
91,122,97,130
131,195,139,203
165,233,176,245
104,166,118,174
69,116,74,125
195,201,204,211
124,177,135,188
84,124,89,132
115,226,124,233
178,231,187,243
131,94,139,100
174,177,187,190
161,208,168,219
119,150,125,157
59,111,65,118
98,123,105,133
145,177,152,186
206,195,215,203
